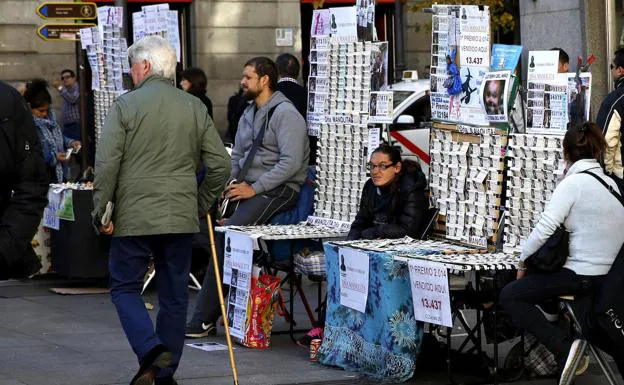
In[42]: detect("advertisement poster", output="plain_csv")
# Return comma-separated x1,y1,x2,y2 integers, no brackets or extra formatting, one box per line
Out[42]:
491,44,523,72
370,42,388,92
356,0,374,41
459,66,489,125
368,91,393,123
567,72,592,125
431,92,451,121
480,70,511,123
527,50,559,82
223,231,254,339
311,9,331,36
330,6,358,41
339,247,369,313
42,188,62,230
459,6,490,68
409,259,452,327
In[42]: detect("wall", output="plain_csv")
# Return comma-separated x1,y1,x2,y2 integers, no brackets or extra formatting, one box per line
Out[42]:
0,0,77,113
191,0,303,137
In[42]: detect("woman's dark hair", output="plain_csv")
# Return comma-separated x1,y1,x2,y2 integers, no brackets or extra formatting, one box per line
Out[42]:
563,121,606,162
181,67,207,94
24,79,52,109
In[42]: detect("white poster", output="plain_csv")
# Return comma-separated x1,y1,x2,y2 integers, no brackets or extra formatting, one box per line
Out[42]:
459,6,491,68
408,260,452,327
311,9,331,37
330,6,358,41
339,247,369,313
431,92,451,121
223,231,253,339
480,70,511,123
458,66,489,125
367,126,381,160
186,342,233,353
368,91,393,123
527,50,559,82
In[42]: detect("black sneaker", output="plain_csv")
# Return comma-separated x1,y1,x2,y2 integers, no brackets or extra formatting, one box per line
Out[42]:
185,322,216,338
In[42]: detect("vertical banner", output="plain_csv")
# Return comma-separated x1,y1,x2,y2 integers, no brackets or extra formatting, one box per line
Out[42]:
223,231,254,339
338,247,370,313
408,260,452,327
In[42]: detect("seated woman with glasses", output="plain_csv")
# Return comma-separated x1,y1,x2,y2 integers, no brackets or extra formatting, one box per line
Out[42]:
298,144,428,348
348,144,428,240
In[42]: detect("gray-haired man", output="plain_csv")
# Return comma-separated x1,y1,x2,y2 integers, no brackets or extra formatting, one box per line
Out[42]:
93,36,231,385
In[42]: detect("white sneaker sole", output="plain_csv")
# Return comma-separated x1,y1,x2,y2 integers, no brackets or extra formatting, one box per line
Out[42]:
559,339,586,385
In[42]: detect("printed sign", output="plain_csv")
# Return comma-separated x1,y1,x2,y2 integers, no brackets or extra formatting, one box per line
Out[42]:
459,6,491,68
368,91,393,123
408,260,452,327
480,70,511,123
311,9,331,37
527,50,559,83
330,6,358,41
339,247,369,313
42,188,62,230
223,231,254,339
491,44,523,72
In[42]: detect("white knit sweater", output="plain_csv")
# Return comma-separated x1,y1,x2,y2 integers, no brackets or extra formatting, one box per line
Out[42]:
521,159,624,276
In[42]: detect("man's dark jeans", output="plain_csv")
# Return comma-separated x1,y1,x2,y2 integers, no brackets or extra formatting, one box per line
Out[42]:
189,185,298,327
500,268,600,359
109,233,193,379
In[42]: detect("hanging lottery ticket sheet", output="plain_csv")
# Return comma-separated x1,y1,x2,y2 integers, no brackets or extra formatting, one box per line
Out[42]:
429,5,491,126
525,50,568,134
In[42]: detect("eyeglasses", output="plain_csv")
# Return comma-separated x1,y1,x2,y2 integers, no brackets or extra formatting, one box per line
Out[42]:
366,162,396,171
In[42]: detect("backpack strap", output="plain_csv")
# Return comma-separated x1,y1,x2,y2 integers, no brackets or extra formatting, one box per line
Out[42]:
581,170,624,209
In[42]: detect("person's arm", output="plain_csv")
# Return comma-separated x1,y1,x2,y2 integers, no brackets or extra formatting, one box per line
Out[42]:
604,110,623,178
197,110,232,216
250,107,309,194
347,183,373,240
92,99,127,223
521,177,577,261
59,84,80,105
0,97,48,266
374,187,427,239
36,129,56,167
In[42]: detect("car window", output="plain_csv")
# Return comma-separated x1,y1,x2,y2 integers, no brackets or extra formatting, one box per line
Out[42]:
394,96,432,126
392,91,414,108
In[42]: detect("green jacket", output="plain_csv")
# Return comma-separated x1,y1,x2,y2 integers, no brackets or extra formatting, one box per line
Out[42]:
93,75,231,236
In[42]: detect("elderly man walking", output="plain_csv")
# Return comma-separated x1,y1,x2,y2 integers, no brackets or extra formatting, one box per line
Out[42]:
93,36,231,385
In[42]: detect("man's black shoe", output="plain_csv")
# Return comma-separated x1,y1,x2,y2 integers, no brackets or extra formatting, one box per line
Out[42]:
130,344,172,385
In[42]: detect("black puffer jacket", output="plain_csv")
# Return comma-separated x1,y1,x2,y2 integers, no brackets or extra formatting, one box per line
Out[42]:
348,161,428,240
0,81,48,279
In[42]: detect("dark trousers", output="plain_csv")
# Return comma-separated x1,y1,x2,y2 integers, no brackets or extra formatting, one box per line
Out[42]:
189,185,298,326
500,268,599,359
109,234,193,378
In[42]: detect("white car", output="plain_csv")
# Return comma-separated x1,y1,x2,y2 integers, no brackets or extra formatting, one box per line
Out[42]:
387,79,432,174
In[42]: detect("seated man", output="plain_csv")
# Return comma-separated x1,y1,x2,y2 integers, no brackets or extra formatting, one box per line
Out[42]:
186,57,309,337
299,144,429,346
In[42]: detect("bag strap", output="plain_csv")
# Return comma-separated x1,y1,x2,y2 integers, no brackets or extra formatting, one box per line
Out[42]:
236,102,282,182
581,170,624,209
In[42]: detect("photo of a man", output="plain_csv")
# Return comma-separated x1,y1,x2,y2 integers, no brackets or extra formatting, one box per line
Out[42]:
483,79,505,115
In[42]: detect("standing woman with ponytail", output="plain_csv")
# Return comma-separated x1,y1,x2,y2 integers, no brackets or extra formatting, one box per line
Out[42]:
24,79,81,183
500,122,624,384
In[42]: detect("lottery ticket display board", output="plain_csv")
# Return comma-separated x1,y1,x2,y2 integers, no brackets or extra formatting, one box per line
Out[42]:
428,124,507,249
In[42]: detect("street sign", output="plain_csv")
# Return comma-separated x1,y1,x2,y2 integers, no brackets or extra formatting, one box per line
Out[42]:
37,24,96,42
37,2,97,20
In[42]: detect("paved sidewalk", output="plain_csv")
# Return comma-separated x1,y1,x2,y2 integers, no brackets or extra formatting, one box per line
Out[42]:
0,277,620,385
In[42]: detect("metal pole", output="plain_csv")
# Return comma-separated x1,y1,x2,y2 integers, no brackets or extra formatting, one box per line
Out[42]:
77,43,89,172
115,0,128,40
394,0,406,81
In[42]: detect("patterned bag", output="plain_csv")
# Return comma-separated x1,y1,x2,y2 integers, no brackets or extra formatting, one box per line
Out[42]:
523,333,558,377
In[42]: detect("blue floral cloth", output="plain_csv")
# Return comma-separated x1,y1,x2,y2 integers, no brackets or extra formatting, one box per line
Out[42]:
318,243,424,383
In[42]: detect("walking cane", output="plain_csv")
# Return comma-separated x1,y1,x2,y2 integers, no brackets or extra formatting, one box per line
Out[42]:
206,214,240,385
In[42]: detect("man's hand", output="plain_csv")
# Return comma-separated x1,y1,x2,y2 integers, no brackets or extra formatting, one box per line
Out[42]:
225,181,256,201
52,80,62,89
516,269,526,280
99,222,114,235
56,153,69,162
70,140,81,149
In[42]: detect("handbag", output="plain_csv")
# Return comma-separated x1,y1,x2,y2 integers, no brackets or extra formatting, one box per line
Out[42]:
524,227,569,274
